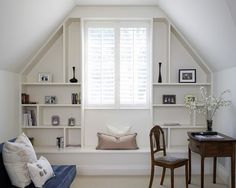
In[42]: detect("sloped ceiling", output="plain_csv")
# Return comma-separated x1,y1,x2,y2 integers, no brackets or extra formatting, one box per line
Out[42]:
157,0,236,71
0,0,75,73
0,0,235,73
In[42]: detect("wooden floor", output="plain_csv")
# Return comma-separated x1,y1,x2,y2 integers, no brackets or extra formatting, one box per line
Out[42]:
71,175,228,188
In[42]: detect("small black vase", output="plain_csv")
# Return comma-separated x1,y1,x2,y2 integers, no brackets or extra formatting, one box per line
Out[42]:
70,67,78,83
158,62,162,83
207,120,213,131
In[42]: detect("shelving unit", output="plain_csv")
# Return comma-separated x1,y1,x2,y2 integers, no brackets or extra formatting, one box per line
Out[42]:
152,18,212,152
20,18,82,149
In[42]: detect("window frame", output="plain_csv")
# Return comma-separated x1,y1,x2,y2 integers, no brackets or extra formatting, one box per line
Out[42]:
84,19,152,109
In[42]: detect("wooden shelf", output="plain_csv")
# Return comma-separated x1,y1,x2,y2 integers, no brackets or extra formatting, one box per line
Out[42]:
21,104,81,107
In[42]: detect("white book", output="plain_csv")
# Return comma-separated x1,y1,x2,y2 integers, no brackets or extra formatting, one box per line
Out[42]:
27,112,32,126
23,114,29,127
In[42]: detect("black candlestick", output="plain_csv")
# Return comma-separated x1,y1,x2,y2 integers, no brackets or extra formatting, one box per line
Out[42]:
158,62,162,83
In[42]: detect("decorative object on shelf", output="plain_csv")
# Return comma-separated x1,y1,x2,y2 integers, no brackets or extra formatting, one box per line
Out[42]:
21,93,30,104
38,72,52,83
78,92,81,104
179,69,196,83
71,93,78,104
163,95,176,104
158,62,162,83
68,117,75,126
185,87,231,131
45,96,56,104
69,67,78,83
51,115,60,126
56,137,64,148
184,94,196,104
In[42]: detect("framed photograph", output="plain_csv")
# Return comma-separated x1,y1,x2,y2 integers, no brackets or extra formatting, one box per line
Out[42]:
179,69,196,83
68,117,75,126
184,95,196,105
38,72,52,83
163,95,176,104
51,115,60,126
45,96,56,104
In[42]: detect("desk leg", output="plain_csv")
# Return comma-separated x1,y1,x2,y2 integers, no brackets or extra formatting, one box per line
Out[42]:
231,148,235,188
188,147,191,184
213,157,217,184
201,156,205,188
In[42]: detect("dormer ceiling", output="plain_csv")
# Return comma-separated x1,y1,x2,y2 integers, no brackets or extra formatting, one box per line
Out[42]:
0,0,235,73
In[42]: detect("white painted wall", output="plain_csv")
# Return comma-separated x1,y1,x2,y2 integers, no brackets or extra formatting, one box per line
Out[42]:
157,0,236,71
0,0,75,72
0,70,20,142
213,66,236,183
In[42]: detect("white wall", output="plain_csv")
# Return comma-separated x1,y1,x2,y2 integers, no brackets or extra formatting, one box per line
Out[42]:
213,66,236,182
0,0,75,72
0,70,20,142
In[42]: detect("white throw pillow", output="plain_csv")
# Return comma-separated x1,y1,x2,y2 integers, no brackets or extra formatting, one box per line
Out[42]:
3,132,37,187
106,125,131,137
27,156,55,188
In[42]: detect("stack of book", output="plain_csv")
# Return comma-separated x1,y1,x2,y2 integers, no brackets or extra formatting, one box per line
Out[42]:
23,110,37,126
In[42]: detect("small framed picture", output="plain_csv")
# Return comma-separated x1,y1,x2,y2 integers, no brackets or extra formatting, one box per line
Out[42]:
68,117,75,126
38,73,52,83
184,95,196,105
163,95,176,104
179,69,196,83
51,115,60,126
45,96,56,104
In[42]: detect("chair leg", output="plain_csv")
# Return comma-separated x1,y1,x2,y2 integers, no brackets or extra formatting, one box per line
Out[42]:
149,165,155,188
185,163,188,188
160,167,166,185
171,169,174,188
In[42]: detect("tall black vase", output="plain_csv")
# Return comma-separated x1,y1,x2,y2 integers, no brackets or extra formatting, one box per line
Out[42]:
207,120,213,131
158,62,162,83
70,67,78,83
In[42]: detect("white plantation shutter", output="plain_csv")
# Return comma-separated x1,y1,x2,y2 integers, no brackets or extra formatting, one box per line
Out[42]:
86,27,115,105
120,27,148,105
85,21,150,108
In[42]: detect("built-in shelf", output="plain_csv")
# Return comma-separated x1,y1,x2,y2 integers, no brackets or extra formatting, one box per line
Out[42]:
160,125,205,129
153,83,211,86
22,104,81,107
153,104,185,107
22,125,81,129
22,83,81,86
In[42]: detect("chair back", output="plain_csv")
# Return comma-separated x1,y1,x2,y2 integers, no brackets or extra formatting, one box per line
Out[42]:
149,125,166,161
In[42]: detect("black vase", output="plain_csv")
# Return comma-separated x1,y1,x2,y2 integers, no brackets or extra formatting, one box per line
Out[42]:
158,62,162,83
70,67,78,83
207,120,213,131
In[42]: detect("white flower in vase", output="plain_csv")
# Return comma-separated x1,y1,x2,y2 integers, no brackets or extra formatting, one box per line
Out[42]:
185,87,231,131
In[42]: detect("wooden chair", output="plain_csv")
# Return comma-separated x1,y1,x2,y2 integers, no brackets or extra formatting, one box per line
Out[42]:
149,125,188,188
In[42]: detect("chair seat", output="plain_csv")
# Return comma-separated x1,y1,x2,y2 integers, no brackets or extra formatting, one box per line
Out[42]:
155,156,188,166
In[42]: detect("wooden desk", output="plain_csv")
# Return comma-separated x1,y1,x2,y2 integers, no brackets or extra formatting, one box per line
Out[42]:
188,132,236,188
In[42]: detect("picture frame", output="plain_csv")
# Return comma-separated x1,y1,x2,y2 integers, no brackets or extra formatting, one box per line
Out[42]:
51,115,60,126
45,96,56,104
179,69,196,83
38,72,52,83
163,95,176,104
68,117,75,126
184,94,196,105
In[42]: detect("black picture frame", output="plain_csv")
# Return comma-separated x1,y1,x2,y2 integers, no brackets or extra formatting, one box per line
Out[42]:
179,69,196,83
45,96,57,104
163,95,176,104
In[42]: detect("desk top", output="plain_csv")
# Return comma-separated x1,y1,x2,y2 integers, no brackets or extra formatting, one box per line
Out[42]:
188,132,236,142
